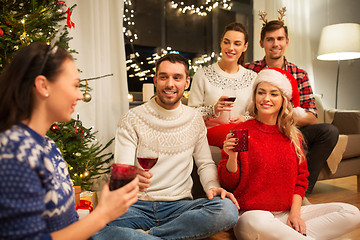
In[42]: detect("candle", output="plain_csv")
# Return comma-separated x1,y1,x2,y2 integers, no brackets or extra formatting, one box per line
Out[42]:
128,93,133,102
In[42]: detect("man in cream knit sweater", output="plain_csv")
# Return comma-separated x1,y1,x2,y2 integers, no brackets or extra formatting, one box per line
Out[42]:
93,54,239,240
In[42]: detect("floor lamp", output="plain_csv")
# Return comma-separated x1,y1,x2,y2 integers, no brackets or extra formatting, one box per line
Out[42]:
317,23,360,109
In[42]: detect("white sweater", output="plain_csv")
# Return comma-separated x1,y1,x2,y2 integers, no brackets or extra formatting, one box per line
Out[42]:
188,62,257,128
114,98,220,201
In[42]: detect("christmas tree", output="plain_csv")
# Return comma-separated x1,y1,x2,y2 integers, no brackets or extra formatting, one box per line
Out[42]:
0,0,114,191
0,0,76,72
47,118,114,191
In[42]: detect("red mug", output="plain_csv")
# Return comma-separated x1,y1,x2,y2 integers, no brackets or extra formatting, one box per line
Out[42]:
230,129,248,152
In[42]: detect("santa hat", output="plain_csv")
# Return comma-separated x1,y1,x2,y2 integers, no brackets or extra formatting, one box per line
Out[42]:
253,67,307,118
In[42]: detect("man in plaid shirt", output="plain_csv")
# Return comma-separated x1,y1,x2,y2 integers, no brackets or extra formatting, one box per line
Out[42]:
244,20,339,194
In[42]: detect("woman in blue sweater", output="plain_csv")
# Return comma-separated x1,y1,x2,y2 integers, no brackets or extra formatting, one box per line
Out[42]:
0,42,138,240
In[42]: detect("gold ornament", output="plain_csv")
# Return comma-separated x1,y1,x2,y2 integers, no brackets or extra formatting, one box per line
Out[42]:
20,32,28,44
84,169,89,177
83,80,92,102
83,92,92,102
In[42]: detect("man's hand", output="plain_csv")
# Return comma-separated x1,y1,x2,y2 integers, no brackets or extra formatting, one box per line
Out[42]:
136,168,152,192
294,111,317,127
206,187,240,209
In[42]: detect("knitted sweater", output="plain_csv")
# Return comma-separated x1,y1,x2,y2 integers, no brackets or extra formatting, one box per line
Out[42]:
188,62,257,128
0,123,78,240
115,98,220,201
217,120,309,212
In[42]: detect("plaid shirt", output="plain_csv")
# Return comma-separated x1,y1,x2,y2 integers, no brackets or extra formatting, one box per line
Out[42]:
244,57,317,117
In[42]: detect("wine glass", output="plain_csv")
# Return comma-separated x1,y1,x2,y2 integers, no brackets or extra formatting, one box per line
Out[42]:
136,137,159,200
223,88,237,122
109,164,138,191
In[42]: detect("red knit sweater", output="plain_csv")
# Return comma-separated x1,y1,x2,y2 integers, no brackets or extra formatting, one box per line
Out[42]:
217,119,309,212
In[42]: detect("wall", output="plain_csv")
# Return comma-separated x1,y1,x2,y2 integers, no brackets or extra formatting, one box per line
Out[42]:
310,0,360,110
253,0,360,110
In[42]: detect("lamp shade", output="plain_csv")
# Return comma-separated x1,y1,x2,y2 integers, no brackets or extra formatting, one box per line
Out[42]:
317,23,360,61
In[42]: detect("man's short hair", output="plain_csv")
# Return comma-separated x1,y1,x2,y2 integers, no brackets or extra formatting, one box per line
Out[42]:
260,20,288,41
155,54,190,78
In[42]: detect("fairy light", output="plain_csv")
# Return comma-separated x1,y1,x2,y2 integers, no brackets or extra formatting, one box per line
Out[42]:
123,0,137,43
170,0,232,16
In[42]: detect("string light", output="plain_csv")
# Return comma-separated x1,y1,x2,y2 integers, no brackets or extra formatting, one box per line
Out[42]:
170,0,232,16
124,1,229,82
123,0,137,43
126,46,219,81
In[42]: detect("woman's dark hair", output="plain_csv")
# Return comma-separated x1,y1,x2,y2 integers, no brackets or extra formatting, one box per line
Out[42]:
0,42,73,132
221,22,249,65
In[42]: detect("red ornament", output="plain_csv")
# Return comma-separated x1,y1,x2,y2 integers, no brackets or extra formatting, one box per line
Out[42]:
50,124,60,131
66,7,75,29
0,28,3,36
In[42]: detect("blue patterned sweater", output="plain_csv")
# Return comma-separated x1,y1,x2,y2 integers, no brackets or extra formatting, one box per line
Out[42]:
0,123,78,240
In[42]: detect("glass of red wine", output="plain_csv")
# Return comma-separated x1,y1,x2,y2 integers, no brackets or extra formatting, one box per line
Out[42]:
136,138,159,200
223,88,237,122
109,163,138,191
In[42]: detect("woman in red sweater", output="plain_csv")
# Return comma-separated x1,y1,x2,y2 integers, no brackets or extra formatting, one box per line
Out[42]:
218,68,360,239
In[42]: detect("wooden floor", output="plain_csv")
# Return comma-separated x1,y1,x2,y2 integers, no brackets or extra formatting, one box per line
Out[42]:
205,176,360,240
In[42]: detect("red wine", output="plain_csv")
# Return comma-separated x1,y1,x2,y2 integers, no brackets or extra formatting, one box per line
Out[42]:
224,97,236,102
109,178,134,191
109,163,138,191
138,157,158,171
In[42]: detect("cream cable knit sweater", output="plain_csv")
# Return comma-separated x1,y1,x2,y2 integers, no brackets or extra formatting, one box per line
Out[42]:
114,98,220,201
188,62,257,128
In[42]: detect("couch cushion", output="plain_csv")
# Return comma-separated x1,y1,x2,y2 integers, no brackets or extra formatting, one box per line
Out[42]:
343,134,360,159
326,134,348,174
314,94,324,123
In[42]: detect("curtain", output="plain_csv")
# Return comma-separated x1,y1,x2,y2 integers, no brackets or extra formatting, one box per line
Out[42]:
253,0,315,90
67,0,128,153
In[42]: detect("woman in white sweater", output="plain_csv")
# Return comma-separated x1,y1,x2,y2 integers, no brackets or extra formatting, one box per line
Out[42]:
188,22,257,134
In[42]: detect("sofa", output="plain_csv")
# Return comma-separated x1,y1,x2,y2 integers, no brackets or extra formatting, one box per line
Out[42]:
191,94,360,198
313,94,360,191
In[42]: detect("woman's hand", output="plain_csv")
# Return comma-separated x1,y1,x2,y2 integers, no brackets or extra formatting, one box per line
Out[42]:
223,132,238,156
287,194,307,236
214,96,234,116
95,177,139,223
223,132,239,173
287,214,307,236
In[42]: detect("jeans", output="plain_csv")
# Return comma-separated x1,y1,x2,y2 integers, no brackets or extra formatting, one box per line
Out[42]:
92,197,238,240
300,123,339,193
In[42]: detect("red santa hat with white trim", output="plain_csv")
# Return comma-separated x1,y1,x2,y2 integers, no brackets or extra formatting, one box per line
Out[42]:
253,67,308,118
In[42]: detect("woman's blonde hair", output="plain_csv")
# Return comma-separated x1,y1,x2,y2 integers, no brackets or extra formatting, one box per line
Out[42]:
248,83,306,163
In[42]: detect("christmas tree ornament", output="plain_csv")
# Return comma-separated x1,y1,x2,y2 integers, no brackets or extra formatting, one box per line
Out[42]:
66,7,75,28
50,124,60,131
83,80,92,102
83,92,92,102
0,28,3,36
